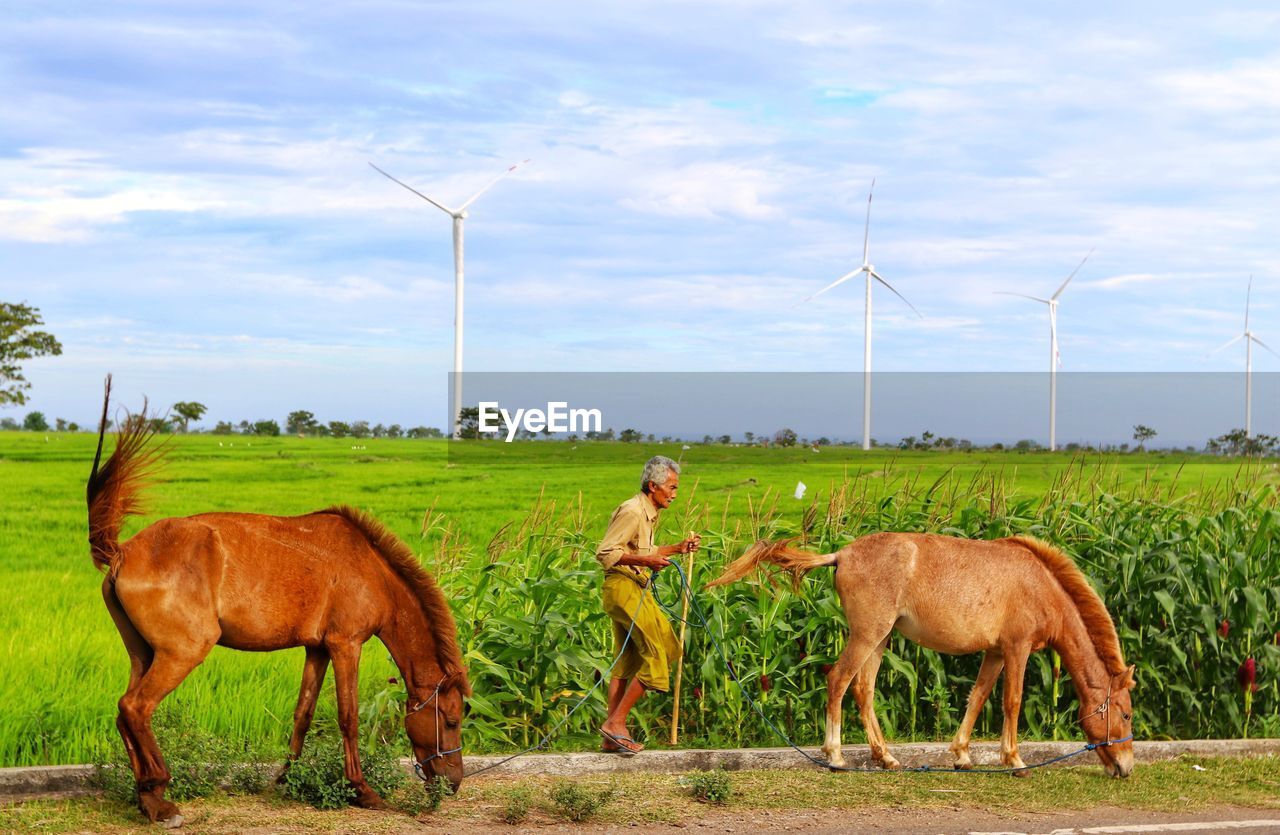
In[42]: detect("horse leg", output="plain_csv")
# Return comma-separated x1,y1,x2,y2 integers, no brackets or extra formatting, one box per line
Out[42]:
851,639,900,770
278,647,330,783
949,651,1004,770
999,647,1031,776
821,636,884,768
328,640,386,809
104,583,153,783
118,649,210,825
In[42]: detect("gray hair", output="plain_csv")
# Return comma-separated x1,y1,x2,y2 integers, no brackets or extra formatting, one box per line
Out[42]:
640,456,680,492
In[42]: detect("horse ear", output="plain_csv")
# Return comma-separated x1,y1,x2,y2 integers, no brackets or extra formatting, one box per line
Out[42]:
1121,664,1136,690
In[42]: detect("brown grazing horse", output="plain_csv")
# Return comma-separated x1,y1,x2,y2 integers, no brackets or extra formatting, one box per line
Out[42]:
708,533,1135,777
86,382,469,827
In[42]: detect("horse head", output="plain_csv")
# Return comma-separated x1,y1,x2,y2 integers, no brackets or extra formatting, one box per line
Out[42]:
405,669,470,793
1080,664,1136,778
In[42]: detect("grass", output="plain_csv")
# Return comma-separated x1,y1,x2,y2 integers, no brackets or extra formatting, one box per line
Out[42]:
1,431,1277,767
2,757,1277,832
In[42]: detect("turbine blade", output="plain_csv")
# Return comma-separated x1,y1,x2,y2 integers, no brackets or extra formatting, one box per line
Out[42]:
1052,247,1094,300
862,179,875,265
870,269,922,318
458,159,530,211
1250,334,1279,358
1209,334,1244,355
803,268,862,304
1245,274,1253,332
994,291,1052,304
369,163,455,215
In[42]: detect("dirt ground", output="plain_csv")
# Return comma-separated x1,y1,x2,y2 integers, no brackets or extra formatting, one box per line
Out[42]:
32,800,1277,834
5,757,1279,834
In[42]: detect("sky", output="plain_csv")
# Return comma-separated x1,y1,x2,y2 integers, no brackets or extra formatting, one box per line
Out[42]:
2,1,1278,437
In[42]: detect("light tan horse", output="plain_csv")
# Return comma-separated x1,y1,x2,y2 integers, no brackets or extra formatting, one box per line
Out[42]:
87,381,470,826
708,533,1135,777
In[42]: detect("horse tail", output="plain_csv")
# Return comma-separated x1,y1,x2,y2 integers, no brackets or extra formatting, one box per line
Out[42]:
86,376,164,577
705,538,837,589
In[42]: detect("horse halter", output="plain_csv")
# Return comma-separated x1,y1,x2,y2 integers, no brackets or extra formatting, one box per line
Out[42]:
1081,673,1134,751
408,679,461,780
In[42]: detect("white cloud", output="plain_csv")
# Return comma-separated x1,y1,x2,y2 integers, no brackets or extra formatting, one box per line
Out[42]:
1159,59,1280,114
620,162,782,219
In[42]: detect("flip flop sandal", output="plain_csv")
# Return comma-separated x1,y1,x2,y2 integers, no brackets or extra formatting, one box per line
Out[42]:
599,728,642,756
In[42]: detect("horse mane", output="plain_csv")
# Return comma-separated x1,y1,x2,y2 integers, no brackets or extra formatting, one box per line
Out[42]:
1004,536,1127,676
322,505,471,696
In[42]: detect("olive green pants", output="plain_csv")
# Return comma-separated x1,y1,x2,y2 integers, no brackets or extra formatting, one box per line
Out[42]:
602,573,682,692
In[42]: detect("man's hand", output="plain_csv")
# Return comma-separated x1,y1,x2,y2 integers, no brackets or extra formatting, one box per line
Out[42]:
675,532,702,555
658,533,702,560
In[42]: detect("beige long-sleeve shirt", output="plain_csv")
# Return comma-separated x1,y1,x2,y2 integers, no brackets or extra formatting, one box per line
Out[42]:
595,492,660,584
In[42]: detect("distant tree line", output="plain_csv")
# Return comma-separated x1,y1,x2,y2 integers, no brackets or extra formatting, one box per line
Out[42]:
4,403,1278,458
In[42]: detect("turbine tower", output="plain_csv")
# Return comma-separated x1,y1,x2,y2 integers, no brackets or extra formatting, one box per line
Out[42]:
804,180,920,450
995,250,1092,452
1212,276,1276,438
371,159,528,437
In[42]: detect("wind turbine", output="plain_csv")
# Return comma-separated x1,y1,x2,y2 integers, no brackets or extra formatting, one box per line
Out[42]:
370,159,528,437
803,180,921,451
1211,276,1277,438
994,249,1092,452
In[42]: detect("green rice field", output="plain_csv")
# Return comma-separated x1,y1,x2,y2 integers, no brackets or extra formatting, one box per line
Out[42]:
1,432,1277,767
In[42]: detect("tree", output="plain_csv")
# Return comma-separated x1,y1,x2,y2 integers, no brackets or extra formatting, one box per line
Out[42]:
1132,424,1157,452
212,421,234,435
171,401,207,433
456,407,484,440
286,409,318,437
619,428,642,443
1,302,63,407
327,421,350,438
252,419,280,436
386,424,403,439
744,432,755,445
350,420,370,439
55,417,67,432
286,410,319,435
23,411,49,431
773,428,797,447
1207,428,1278,457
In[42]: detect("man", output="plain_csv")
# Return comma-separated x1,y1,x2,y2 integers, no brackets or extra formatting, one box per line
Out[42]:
595,455,700,755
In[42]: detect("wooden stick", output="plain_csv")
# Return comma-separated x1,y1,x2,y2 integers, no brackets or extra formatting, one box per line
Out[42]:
669,543,696,746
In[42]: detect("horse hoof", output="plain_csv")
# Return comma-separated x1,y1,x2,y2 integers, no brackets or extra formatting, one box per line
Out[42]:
140,796,181,824
879,758,902,771
354,791,390,810
1011,767,1031,779
161,814,184,829
953,762,973,771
